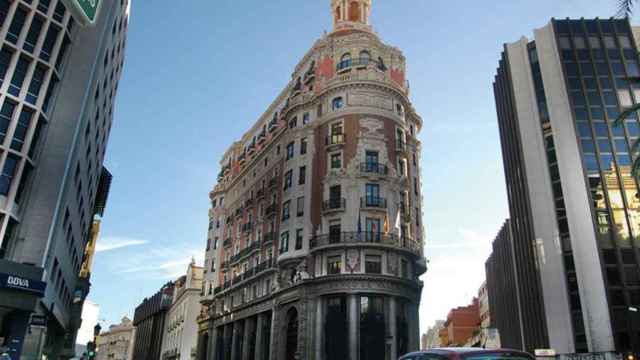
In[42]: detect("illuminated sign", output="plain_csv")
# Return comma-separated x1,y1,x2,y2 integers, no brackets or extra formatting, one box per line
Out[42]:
62,0,101,26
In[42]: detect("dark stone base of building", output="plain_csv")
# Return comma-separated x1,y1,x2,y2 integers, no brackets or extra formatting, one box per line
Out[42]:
197,275,422,360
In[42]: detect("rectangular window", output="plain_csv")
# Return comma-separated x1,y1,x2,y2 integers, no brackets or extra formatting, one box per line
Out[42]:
330,152,341,169
24,16,44,53
7,7,27,44
0,48,13,85
328,255,342,274
365,150,378,167
53,1,65,22
303,112,310,124
280,231,289,254
286,142,294,160
299,166,306,185
300,137,307,155
40,24,60,62
0,100,16,142
11,107,33,151
38,0,51,14
297,196,304,217
295,229,303,250
26,64,46,105
365,183,380,205
0,155,19,195
329,223,341,244
9,57,30,97
365,255,382,274
284,170,292,190
0,0,10,26
366,218,381,242
282,200,290,221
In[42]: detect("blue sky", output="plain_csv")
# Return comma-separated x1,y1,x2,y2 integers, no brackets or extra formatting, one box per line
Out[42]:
89,0,625,333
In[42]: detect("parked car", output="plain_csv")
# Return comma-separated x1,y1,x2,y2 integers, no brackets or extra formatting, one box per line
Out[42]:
399,348,535,360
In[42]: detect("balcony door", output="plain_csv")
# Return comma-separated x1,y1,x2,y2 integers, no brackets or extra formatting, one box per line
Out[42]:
366,183,380,206
366,151,379,172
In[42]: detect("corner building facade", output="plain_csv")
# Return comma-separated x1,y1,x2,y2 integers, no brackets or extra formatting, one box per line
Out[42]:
197,2,426,360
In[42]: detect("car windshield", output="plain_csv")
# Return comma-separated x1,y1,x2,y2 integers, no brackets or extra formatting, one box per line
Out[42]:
464,353,531,360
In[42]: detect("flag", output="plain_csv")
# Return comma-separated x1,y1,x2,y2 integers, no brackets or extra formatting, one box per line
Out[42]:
357,209,362,241
383,211,390,235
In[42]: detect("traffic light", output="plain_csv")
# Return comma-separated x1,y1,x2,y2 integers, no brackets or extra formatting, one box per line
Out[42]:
86,341,96,360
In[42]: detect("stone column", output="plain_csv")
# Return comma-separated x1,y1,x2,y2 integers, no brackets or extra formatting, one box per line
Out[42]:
315,298,324,360
231,321,239,360
254,314,264,360
209,326,218,360
268,310,277,360
408,303,419,352
348,295,358,360
388,297,397,360
223,324,232,360
242,318,253,360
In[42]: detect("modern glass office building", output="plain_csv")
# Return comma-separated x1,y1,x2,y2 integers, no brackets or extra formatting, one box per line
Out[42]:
493,18,640,355
0,0,129,359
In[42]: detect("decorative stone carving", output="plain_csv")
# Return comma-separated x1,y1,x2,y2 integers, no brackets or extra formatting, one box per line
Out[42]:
387,253,398,275
346,249,360,273
349,92,393,110
294,259,311,283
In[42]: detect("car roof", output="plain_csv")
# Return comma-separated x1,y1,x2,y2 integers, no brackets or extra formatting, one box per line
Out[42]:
401,348,533,358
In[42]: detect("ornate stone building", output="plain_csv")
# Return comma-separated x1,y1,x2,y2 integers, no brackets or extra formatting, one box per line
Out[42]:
197,1,426,359
96,317,135,360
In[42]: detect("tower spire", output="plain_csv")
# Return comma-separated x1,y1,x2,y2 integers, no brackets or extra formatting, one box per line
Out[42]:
331,0,372,32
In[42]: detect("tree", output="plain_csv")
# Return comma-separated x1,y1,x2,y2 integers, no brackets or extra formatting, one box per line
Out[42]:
618,0,636,17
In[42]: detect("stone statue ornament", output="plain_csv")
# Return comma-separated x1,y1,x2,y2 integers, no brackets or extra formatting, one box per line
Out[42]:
346,249,360,273
293,259,311,283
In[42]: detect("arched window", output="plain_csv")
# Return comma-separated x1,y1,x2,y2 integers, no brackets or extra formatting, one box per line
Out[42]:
349,1,361,22
396,104,404,117
360,50,371,65
286,308,299,360
339,53,352,71
332,97,344,110
335,6,341,22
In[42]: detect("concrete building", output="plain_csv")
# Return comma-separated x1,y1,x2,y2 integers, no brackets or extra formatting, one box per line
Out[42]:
493,17,640,355
196,1,426,360
440,299,480,347
161,261,204,360
422,320,445,350
478,282,490,330
0,0,129,359
96,316,135,360
132,282,174,360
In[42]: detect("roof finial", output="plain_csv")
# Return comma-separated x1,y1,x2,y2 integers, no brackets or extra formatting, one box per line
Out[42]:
331,0,372,32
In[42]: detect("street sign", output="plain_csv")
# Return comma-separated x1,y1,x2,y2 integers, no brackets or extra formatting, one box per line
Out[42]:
61,0,102,26
535,349,557,357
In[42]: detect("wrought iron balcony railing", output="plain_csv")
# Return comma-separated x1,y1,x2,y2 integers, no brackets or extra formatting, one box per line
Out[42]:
310,232,420,255
322,198,346,212
360,197,387,209
359,162,388,176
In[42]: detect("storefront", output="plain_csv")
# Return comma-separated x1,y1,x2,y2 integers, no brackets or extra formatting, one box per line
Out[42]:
0,261,46,360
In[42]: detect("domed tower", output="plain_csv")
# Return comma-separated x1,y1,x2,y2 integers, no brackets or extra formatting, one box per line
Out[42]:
331,0,372,32
198,1,425,360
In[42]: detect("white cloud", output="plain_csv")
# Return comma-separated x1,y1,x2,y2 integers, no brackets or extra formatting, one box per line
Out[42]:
95,237,149,253
115,247,205,280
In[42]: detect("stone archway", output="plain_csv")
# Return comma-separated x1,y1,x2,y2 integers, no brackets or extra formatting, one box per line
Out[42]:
285,308,299,360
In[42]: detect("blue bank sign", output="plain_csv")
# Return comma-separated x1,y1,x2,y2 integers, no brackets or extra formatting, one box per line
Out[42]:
61,0,101,26
0,273,46,296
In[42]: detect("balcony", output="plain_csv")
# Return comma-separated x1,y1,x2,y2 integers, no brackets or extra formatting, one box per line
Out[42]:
226,216,234,225
247,143,256,155
310,232,420,255
230,241,260,264
265,204,277,218
268,120,279,133
223,238,232,248
263,232,275,244
219,258,276,292
336,57,387,73
244,197,254,208
359,163,388,177
238,152,247,164
256,188,265,200
242,222,253,233
360,197,387,210
235,207,244,218
268,178,278,189
322,198,346,214
326,134,345,148
258,130,267,144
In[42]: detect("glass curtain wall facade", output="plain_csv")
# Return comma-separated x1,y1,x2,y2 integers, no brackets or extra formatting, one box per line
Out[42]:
555,18,640,353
